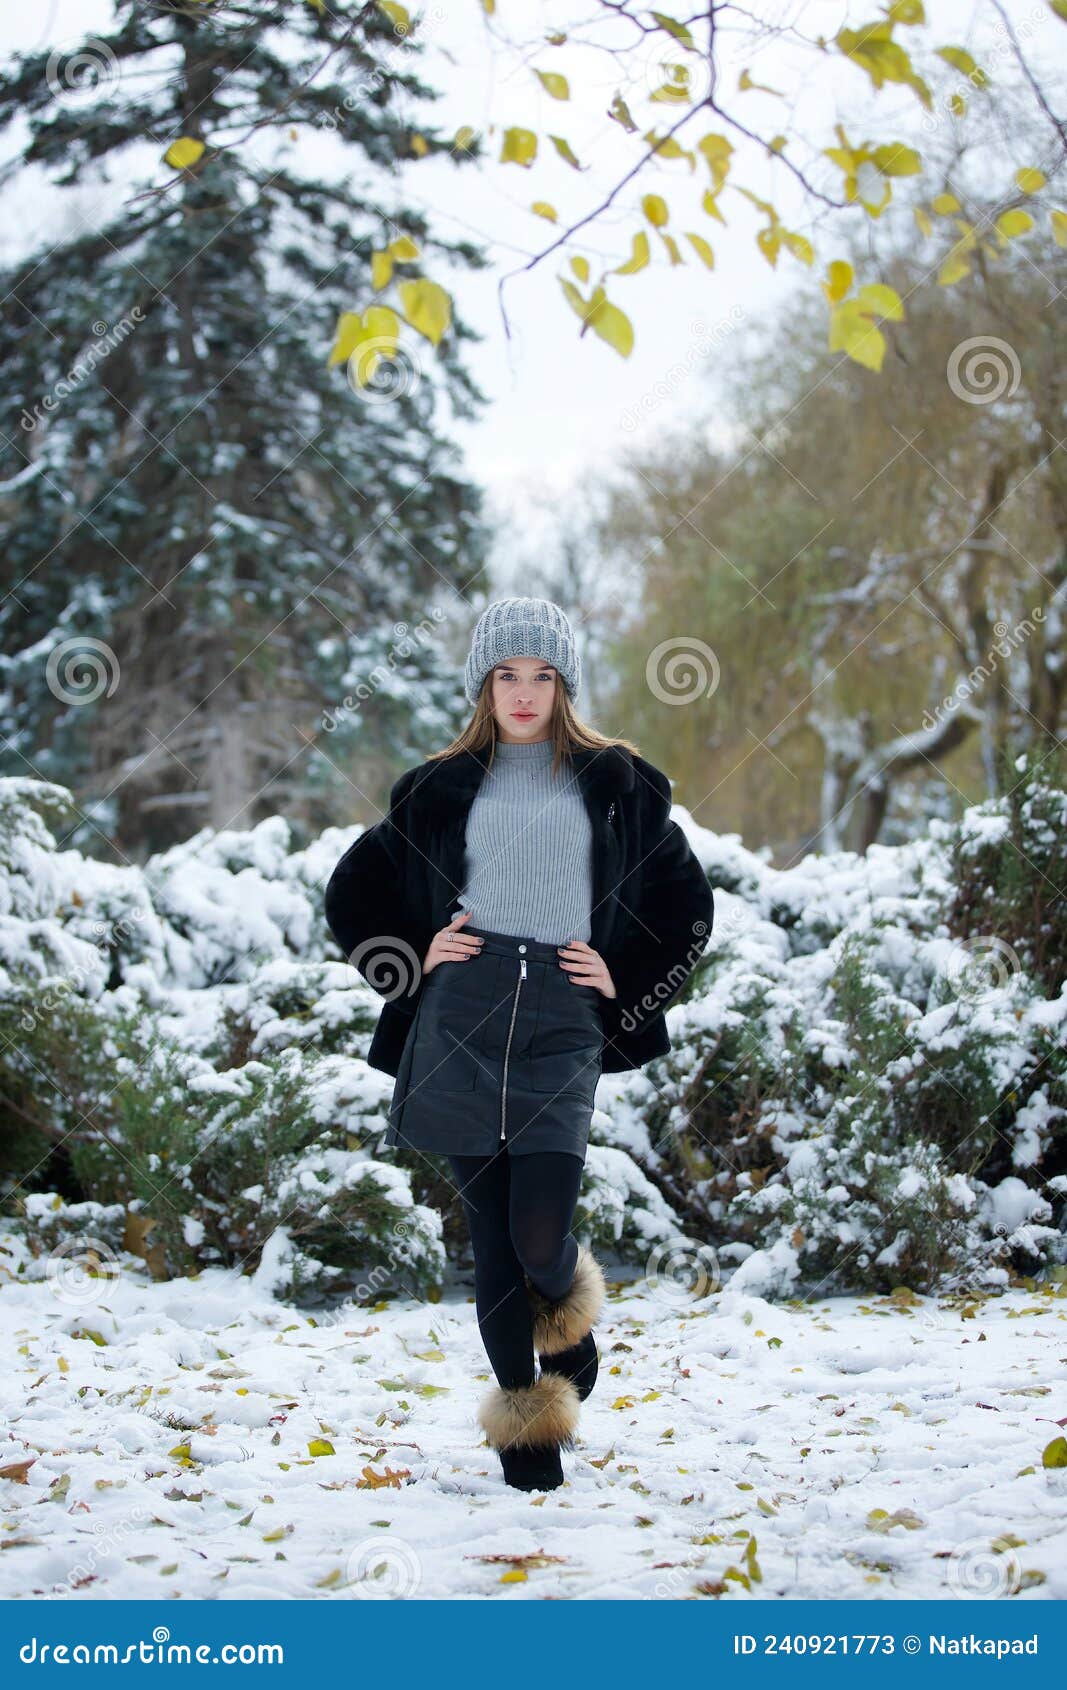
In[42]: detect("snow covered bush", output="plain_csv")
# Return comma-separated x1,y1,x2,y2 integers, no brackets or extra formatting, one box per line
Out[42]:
946,749,1067,999
0,780,444,1301
2,757,1064,1302
622,752,1067,1297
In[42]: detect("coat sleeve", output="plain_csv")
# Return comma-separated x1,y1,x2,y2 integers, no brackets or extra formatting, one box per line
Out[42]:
603,765,714,1030
323,766,429,1000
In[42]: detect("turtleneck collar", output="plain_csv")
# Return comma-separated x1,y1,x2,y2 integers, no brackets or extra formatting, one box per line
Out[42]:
492,737,555,757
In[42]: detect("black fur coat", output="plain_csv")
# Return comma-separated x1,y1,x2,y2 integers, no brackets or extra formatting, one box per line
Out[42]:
323,742,714,1077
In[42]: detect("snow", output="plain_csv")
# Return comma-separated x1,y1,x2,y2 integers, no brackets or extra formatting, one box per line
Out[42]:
2,769,1065,1598
980,1178,1053,1238
1,1230,1063,1601
1013,1090,1064,1170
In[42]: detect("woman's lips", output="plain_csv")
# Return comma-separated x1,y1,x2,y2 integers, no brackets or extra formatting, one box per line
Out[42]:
512,712,536,719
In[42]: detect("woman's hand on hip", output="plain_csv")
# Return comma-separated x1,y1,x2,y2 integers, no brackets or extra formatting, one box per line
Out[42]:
556,939,616,999
422,909,484,976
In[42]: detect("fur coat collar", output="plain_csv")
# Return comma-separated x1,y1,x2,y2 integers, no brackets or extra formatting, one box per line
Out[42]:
406,741,636,820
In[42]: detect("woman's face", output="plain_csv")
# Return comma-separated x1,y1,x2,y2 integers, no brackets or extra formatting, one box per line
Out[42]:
489,655,558,742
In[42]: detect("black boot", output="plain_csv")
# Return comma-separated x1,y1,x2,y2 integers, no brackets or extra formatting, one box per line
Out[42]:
478,1372,580,1493
537,1327,599,1401
525,1244,605,1401
499,1441,564,1492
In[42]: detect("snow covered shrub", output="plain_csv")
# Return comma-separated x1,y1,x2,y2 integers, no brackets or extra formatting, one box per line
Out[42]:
4,767,1064,1304
12,1193,127,1259
70,1026,445,1299
728,926,1064,1294
630,764,1067,1298
0,967,125,1197
0,780,443,1298
576,1143,709,1264
947,746,1067,999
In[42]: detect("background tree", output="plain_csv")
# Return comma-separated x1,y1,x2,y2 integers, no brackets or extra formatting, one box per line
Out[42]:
0,0,491,856
589,202,1065,860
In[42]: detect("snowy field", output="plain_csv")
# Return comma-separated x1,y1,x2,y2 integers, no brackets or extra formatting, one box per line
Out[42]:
1,1231,1064,1602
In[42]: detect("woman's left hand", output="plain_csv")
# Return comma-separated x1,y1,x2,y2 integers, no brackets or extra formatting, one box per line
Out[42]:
557,940,617,999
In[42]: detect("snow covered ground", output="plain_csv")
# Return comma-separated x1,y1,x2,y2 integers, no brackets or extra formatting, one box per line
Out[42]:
2,1231,1064,1602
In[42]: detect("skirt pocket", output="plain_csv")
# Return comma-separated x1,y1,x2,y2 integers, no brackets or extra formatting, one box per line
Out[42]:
405,961,498,1093
528,981,604,1096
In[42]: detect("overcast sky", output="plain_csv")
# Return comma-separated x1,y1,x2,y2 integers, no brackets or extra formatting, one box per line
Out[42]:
1,1,1055,578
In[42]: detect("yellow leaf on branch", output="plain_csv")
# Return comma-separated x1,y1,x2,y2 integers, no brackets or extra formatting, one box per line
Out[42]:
684,232,714,268
642,193,669,227
164,137,205,171
500,127,537,167
696,133,733,190
936,44,989,88
398,278,451,346
587,297,634,358
614,230,650,274
549,135,584,169
996,208,1034,239
534,70,570,100
739,67,782,95
823,259,853,303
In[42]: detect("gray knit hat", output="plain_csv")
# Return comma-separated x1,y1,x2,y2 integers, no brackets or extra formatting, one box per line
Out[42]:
464,597,581,706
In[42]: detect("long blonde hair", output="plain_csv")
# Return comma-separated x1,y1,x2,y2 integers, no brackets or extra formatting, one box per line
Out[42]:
427,669,641,779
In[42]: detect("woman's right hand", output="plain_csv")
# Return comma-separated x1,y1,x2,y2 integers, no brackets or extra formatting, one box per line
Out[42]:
422,909,484,976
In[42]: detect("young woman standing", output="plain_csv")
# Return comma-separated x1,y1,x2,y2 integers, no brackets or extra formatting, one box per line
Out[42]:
324,598,714,1493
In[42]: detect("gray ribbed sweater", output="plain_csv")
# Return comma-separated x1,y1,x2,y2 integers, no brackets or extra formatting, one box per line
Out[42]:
450,738,593,944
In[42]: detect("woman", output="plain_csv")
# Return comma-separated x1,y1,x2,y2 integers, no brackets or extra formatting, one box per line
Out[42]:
324,598,714,1493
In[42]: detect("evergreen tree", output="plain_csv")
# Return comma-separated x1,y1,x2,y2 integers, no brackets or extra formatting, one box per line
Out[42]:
0,0,491,855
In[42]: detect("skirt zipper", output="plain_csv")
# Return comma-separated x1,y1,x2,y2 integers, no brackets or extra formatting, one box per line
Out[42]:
500,956,527,1143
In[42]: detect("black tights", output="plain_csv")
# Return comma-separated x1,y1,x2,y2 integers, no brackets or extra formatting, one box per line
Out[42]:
448,1149,585,1391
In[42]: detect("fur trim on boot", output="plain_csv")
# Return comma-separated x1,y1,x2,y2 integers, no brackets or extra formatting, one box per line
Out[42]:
525,1244,606,1357
478,1371,581,1453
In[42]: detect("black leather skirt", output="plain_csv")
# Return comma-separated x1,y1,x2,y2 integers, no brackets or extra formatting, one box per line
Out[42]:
384,925,604,1159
